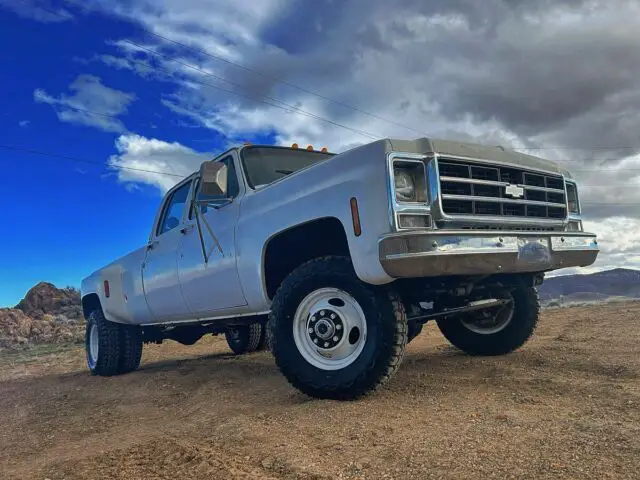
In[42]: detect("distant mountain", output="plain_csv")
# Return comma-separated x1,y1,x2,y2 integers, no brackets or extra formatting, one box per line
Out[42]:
539,268,640,302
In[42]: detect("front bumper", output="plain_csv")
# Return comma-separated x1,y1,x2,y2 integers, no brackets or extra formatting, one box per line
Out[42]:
378,230,599,278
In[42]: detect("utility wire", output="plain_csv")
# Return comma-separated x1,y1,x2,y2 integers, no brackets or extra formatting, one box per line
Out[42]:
60,0,428,137
0,144,185,178
121,43,380,140
29,0,381,140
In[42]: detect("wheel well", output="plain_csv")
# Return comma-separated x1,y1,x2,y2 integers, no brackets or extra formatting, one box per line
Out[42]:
82,293,101,320
264,217,350,300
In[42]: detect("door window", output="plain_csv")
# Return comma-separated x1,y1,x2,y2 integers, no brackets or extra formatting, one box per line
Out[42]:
156,181,192,235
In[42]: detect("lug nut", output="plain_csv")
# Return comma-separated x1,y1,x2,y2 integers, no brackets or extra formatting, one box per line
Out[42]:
313,338,319,344
330,313,336,319
320,310,325,316
336,325,342,330
324,342,330,347
333,336,339,342
308,328,314,333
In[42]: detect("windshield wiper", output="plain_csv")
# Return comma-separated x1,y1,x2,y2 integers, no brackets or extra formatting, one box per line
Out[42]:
276,169,294,175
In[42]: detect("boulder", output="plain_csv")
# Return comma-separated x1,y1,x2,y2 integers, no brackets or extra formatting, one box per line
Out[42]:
15,282,82,319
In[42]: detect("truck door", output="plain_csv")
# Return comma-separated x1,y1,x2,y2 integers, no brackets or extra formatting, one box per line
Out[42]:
177,154,248,314
142,178,193,322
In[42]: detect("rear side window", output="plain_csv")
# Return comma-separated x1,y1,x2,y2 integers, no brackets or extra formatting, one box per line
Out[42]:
157,181,192,235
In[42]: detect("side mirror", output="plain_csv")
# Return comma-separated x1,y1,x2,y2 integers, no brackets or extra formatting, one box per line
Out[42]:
199,161,228,196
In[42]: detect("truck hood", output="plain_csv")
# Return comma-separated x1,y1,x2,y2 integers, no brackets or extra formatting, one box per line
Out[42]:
386,137,572,178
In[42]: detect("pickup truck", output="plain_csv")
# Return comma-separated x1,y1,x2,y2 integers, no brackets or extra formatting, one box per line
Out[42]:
81,137,599,400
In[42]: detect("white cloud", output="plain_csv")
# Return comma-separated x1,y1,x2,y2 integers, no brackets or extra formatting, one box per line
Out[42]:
0,0,74,23
108,134,211,193
34,74,136,133
549,217,640,276
18,120,30,128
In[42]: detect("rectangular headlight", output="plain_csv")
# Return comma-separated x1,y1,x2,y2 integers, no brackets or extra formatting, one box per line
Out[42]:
392,160,427,203
566,181,580,214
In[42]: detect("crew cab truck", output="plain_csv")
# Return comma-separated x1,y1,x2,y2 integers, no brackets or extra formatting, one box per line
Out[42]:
81,138,599,400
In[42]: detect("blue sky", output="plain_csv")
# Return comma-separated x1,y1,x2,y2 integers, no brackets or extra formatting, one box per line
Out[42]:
0,5,226,305
1,0,639,306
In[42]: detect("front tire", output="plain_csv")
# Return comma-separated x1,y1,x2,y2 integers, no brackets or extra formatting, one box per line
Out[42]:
85,309,142,376
269,256,408,400
436,287,539,356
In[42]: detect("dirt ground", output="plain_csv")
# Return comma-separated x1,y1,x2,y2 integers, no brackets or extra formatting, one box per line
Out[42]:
1,302,639,480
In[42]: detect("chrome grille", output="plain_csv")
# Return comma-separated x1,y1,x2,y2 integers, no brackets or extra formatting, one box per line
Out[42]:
437,159,567,220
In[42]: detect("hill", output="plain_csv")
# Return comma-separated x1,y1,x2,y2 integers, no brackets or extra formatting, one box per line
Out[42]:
0,282,84,350
539,268,640,303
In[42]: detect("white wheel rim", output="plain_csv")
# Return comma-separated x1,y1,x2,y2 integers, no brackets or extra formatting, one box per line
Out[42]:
293,287,367,371
461,297,514,335
89,323,99,365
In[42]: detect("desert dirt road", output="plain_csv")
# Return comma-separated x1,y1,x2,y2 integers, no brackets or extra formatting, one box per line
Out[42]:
1,302,639,480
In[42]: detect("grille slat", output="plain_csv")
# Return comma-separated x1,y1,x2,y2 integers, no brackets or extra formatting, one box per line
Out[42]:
438,159,567,221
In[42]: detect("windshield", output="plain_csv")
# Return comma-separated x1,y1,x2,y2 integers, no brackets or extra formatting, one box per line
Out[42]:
240,146,333,188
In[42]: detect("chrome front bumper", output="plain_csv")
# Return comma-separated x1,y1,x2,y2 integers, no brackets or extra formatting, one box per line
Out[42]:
378,230,599,278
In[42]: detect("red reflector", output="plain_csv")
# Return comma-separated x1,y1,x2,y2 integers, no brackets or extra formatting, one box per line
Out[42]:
104,280,110,298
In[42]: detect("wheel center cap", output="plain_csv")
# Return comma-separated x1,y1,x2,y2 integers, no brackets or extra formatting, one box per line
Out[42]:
314,318,335,340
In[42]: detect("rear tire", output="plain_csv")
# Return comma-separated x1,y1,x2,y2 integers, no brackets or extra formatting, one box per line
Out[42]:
225,322,262,355
268,256,408,400
85,309,142,376
436,287,539,356
118,324,143,374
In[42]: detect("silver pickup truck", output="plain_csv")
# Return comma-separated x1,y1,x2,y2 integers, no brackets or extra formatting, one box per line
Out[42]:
81,137,599,399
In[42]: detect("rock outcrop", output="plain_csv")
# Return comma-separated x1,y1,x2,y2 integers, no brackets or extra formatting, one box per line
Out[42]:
0,283,84,350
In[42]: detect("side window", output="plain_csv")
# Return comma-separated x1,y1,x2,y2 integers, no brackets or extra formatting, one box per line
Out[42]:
189,156,240,219
156,181,192,235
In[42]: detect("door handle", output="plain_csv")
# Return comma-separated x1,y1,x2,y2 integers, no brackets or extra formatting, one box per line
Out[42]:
146,240,159,250
180,225,195,235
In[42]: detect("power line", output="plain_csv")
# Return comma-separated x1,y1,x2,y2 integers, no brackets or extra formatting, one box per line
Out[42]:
120,39,380,140
32,1,381,140
60,0,427,137
0,144,185,178
17,0,383,141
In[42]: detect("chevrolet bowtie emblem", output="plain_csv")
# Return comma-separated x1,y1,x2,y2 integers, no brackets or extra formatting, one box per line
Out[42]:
504,184,524,198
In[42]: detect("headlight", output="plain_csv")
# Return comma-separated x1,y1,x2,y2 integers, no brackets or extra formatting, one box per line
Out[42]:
394,169,416,202
566,181,580,214
393,162,427,203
